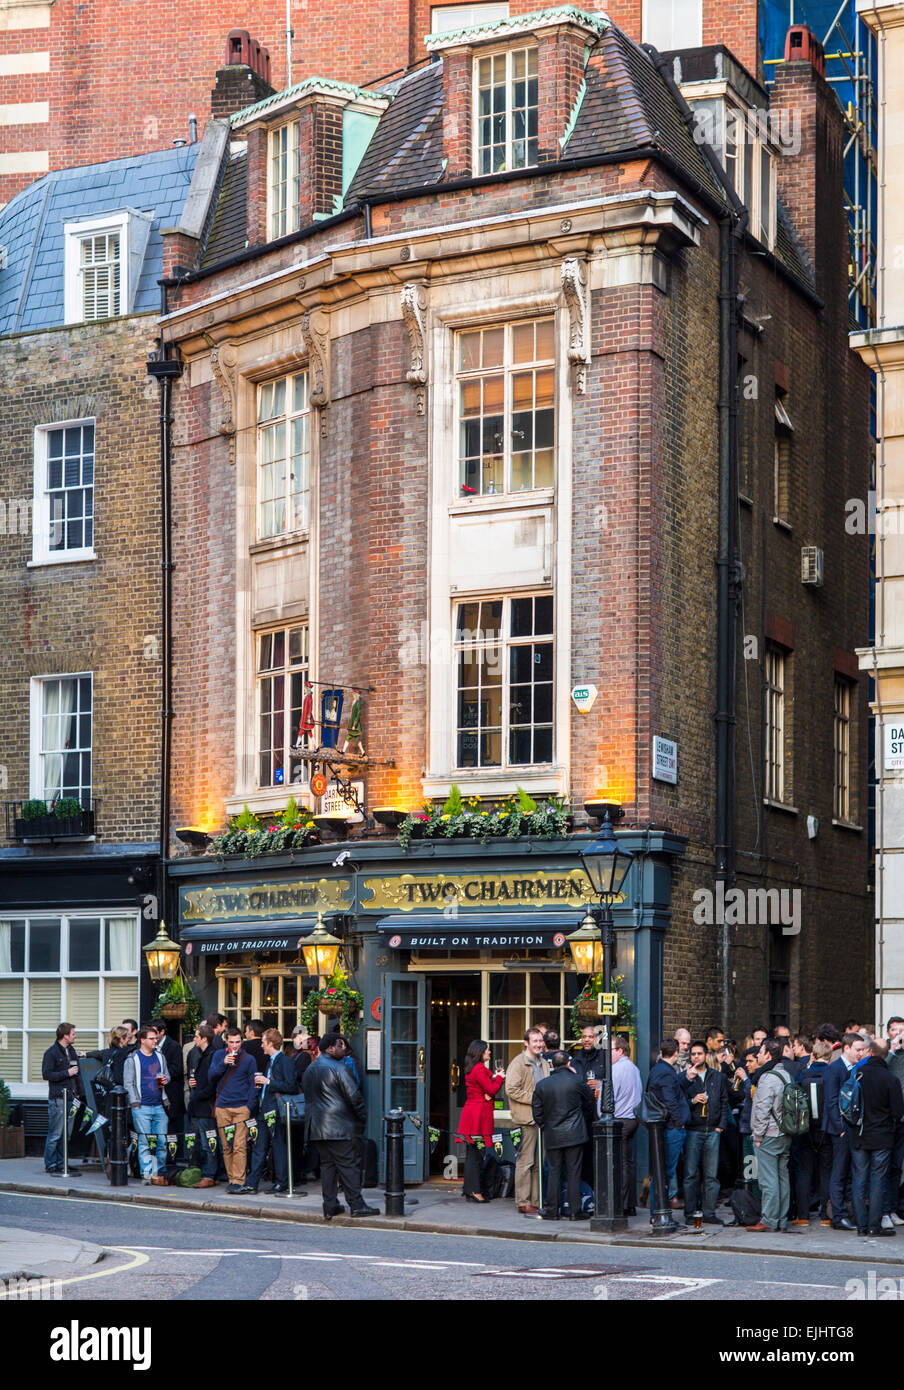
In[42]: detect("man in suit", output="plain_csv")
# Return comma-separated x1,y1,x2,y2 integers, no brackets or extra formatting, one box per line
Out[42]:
532,1051,596,1221
824,1030,868,1230
151,1021,184,1125
243,1019,266,1072
240,1029,300,1195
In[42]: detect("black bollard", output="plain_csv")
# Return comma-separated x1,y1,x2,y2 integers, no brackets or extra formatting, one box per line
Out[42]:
108,1085,129,1187
646,1118,677,1232
384,1108,405,1217
590,1116,627,1233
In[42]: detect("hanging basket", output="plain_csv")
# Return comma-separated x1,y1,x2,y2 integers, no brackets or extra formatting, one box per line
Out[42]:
575,995,604,1024
319,999,346,1018
160,1002,188,1020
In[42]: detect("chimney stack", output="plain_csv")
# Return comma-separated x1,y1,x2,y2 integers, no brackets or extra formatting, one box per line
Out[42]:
211,30,275,121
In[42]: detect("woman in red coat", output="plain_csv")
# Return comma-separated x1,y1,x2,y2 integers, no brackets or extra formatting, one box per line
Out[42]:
456,1039,505,1202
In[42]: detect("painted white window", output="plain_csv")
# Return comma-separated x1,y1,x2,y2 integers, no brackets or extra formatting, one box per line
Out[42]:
454,594,553,769
63,210,151,325
764,644,786,802
457,318,555,497
431,3,509,33
31,674,92,806
257,371,311,538
688,99,777,249
257,624,309,788
31,420,95,564
834,677,853,821
0,913,139,1092
474,45,538,175
642,0,702,50
268,120,301,239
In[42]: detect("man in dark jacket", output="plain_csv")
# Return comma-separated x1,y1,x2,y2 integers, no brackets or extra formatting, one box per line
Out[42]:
240,1028,300,1195
885,1017,904,1222
647,1039,691,1217
302,1033,377,1219
186,1024,225,1187
849,1041,904,1235
242,1020,266,1072
152,1021,184,1124
824,1031,868,1229
681,1040,730,1225
42,1022,84,1174
571,1025,605,1085
531,1052,596,1221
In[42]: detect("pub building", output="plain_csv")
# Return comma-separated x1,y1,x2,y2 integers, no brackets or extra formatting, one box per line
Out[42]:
169,828,684,1181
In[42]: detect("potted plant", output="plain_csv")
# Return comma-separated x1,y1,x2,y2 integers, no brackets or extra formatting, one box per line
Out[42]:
570,972,635,1036
300,966,363,1035
151,969,202,1031
14,797,94,839
0,1079,25,1159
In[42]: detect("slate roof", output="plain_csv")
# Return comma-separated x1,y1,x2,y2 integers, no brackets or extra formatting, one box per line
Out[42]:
0,144,200,336
200,150,248,269
345,62,445,203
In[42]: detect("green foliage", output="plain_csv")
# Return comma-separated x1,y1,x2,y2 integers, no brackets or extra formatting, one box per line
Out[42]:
0,1079,11,1127
234,803,260,831
569,973,635,1039
20,799,48,821
516,786,538,815
54,797,84,819
398,793,570,851
442,784,464,816
151,969,202,1033
300,967,363,1035
210,801,316,858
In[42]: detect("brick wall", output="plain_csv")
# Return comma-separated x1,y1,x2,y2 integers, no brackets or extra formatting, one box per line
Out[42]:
0,316,162,847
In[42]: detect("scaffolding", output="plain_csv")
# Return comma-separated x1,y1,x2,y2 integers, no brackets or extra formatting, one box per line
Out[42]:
760,0,878,328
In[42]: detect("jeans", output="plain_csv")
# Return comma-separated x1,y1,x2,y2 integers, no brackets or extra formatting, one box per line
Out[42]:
44,1097,66,1171
651,1127,686,1210
132,1104,168,1178
247,1110,288,1190
188,1115,221,1179
884,1123,904,1217
757,1133,792,1229
851,1147,891,1233
683,1129,720,1218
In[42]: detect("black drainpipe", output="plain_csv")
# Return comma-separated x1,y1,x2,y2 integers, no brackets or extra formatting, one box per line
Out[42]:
645,48,749,1022
146,282,183,941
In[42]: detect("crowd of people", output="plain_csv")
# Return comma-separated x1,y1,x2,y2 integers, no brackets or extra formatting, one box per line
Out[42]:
41,1014,379,1219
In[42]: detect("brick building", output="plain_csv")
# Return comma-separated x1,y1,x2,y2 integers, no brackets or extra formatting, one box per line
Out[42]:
153,8,871,1179
0,144,201,1120
0,0,766,209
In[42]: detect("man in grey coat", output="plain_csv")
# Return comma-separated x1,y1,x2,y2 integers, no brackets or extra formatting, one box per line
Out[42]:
747,1037,792,1231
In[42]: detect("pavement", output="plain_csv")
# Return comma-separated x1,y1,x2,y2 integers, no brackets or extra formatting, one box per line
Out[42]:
0,1221,109,1281
2,1159,902,1263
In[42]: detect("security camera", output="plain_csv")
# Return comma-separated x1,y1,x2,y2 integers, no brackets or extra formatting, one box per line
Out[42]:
332,849,352,868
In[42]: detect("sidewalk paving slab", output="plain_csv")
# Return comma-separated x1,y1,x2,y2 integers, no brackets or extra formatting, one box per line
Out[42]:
0,1222,109,1281
1,1161,900,1263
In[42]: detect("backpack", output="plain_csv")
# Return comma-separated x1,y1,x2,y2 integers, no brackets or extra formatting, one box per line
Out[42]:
778,1073,810,1136
839,1068,864,1131
730,1188,761,1227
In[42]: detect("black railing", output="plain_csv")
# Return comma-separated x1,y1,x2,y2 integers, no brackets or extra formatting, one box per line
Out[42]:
6,800,96,841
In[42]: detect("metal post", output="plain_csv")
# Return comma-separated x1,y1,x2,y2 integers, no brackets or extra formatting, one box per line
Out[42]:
62,1098,69,1178
384,1108,405,1217
591,901,627,1233
108,1086,129,1187
646,1118,676,1232
286,1101,293,1198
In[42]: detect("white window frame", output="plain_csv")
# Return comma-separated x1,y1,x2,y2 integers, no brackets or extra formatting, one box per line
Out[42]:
431,2,509,33
255,622,310,790
268,119,301,240
63,210,151,325
641,0,703,50
0,911,140,1096
30,418,96,567
764,644,786,803
29,672,93,806
472,44,539,177
687,95,777,250
256,369,312,539
833,677,852,822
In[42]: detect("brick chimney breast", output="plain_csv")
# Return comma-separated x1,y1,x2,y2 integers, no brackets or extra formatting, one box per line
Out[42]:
212,30,276,121
426,6,609,180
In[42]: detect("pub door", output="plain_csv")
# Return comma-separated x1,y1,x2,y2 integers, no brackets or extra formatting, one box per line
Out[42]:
382,974,427,1181
427,974,482,1176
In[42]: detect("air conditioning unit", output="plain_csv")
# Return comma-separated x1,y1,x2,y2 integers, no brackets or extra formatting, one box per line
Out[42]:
801,546,824,586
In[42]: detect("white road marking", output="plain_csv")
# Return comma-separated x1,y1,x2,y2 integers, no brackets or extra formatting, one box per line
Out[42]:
0,1245,149,1297
610,1274,721,1300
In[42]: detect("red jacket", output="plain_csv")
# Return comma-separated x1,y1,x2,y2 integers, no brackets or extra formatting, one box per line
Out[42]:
456,1062,505,1146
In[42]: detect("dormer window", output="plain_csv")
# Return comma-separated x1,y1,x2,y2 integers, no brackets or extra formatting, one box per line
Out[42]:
474,45,538,174
268,119,301,239
63,210,152,325
689,98,777,249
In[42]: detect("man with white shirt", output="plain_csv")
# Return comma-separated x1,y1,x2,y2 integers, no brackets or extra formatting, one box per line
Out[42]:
611,1031,643,1215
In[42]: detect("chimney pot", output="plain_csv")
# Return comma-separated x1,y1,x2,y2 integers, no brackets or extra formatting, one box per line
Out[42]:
784,24,825,78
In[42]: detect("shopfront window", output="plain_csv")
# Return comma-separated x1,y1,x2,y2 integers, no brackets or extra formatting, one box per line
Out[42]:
218,966,316,1036
486,969,569,1066
0,913,139,1088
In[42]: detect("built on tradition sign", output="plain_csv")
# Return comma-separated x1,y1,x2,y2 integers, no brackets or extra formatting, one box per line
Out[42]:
180,878,352,924
361,869,619,913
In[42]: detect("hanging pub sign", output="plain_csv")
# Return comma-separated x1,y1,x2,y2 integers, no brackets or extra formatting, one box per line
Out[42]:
321,689,344,748
311,771,328,798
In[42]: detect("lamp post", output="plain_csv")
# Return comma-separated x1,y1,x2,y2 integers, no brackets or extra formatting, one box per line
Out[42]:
142,922,181,984
301,914,342,978
569,814,634,1233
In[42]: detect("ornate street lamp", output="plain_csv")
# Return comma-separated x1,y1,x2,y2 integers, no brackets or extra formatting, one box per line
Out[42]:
565,911,604,976
142,922,181,983
301,913,343,977
576,814,634,1234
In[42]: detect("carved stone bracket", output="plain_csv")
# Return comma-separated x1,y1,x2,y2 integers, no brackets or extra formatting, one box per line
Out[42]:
561,257,590,394
207,339,239,444
401,281,428,415
299,307,331,433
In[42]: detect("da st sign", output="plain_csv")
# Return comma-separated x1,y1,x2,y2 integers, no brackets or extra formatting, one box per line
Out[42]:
885,724,904,772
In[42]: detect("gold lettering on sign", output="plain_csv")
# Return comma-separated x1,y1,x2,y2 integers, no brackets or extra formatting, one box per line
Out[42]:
360,870,618,913
180,878,352,924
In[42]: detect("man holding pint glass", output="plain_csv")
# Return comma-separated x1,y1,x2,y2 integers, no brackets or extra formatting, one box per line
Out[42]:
680,1039,730,1226
123,1024,171,1184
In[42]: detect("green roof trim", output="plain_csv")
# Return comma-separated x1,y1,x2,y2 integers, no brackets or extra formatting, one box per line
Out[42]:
560,75,586,147
230,76,392,127
425,5,610,49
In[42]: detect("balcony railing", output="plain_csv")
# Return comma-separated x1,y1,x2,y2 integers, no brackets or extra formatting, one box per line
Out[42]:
6,800,96,841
